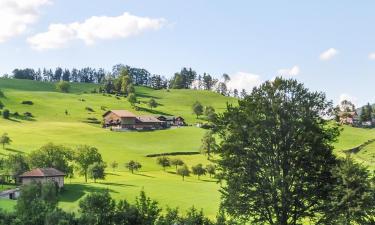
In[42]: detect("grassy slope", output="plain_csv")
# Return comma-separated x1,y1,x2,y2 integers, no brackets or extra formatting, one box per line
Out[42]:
0,78,235,217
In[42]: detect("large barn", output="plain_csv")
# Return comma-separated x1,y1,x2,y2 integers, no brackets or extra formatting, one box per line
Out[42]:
19,168,65,188
103,110,165,130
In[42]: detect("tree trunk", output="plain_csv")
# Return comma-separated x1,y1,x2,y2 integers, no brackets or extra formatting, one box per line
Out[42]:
84,173,87,183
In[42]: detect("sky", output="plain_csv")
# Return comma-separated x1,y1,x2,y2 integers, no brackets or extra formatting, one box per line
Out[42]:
0,0,375,106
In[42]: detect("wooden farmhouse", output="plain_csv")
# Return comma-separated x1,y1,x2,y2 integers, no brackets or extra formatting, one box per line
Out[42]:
103,110,164,130
19,168,65,188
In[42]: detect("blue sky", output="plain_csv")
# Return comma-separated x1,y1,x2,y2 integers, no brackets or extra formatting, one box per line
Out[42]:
0,0,374,106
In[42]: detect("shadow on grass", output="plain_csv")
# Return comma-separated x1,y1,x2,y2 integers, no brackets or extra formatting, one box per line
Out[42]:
136,93,161,99
133,173,155,178
59,183,118,203
5,148,25,154
136,107,173,116
167,171,177,175
100,182,137,187
106,172,121,176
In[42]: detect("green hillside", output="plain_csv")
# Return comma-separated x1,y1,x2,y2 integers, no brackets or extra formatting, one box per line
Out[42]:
0,78,236,217
0,78,374,217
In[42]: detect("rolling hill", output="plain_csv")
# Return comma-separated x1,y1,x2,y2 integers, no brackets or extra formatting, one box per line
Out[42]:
0,78,373,217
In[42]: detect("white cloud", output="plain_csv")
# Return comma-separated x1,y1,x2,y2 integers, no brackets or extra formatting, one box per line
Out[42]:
368,52,375,60
28,12,167,50
226,72,263,93
0,0,50,42
320,48,338,61
277,65,300,77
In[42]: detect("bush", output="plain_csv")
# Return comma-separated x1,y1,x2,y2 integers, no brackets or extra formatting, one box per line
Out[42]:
56,81,71,93
13,112,19,117
85,107,94,112
0,100,4,109
2,109,10,119
23,112,33,117
21,100,33,105
0,90,4,98
100,106,107,111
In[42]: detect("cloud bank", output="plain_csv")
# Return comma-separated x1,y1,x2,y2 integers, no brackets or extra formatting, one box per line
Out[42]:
28,12,167,50
226,72,263,93
0,0,50,42
277,65,300,77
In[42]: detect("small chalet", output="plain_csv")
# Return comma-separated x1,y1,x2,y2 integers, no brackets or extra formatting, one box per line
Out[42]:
103,110,164,130
338,111,358,125
156,115,185,127
19,168,65,188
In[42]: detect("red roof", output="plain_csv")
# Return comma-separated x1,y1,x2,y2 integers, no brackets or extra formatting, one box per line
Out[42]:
103,110,136,118
19,168,65,178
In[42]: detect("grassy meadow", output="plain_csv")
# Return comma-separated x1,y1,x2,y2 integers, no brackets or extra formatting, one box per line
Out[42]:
0,78,374,217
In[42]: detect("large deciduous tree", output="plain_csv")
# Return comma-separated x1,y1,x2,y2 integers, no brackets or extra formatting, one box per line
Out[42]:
74,145,103,183
215,77,340,224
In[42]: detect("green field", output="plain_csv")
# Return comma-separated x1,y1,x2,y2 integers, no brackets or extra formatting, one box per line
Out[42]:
0,78,374,217
0,78,235,217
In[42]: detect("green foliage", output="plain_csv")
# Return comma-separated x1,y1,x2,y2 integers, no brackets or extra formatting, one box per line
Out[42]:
0,89,4,98
135,190,162,225
110,161,118,171
0,100,4,109
200,131,217,159
206,164,216,177
215,77,340,224
56,81,71,93
192,164,206,180
204,106,216,122
360,102,373,122
128,93,137,107
321,155,375,225
177,164,190,181
148,98,157,109
125,160,142,174
2,109,10,119
0,133,12,149
5,154,29,178
79,191,116,225
74,145,103,183
170,158,184,172
28,143,73,175
88,162,107,183
157,156,171,171
192,101,204,118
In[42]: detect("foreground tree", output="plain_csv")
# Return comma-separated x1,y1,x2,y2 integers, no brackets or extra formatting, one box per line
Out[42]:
74,145,103,183
5,154,29,182
320,156,375,225
156,157,171,171
0,133,11,149
215,78,340,224
79,191,115,225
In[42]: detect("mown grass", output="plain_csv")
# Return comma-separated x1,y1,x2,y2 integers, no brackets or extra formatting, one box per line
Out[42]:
0,79,232,217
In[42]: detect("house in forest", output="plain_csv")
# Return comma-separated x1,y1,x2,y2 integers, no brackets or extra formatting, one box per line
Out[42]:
338,111,359,126
19,168,65,188
103,110,164,130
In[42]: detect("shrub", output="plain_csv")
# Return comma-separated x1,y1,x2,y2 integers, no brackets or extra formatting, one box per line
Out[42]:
85,107,94,112
56,81,71,93
0,100,4,109
21,100,33,105
2,109,10,119
100,106,107,111
0,90,4,98
23,112,33,117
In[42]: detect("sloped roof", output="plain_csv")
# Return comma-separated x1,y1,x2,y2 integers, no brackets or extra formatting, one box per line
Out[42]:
103,110,136,118
19,168,65,178
136,116,162,123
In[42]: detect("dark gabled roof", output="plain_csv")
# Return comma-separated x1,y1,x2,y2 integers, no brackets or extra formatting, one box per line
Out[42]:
157,115,184,121
19,168,65,178
103,110,136,118
136,116,162,123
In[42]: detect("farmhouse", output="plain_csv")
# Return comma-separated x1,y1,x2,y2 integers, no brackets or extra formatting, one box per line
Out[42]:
19,168,65,188
338,111,359,126
103,110,165,130
157,115,185,126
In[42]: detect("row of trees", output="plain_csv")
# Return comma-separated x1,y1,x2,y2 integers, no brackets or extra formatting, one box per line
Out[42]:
0,143,105,184
0,182,225,225
155,156,216,181
6,65,247,98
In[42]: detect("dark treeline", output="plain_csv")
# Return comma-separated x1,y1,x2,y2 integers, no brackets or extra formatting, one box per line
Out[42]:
5,65,242,97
